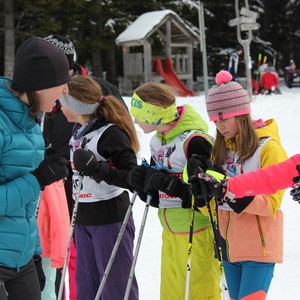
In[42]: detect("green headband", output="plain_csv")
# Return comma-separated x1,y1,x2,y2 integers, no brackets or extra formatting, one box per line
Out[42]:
130,92,179,125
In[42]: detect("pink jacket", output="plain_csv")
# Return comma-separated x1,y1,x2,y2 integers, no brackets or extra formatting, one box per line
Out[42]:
228,154,300,198
37,180,70,268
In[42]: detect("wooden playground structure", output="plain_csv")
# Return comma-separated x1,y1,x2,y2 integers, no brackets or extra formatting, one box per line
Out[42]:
116,10,199,96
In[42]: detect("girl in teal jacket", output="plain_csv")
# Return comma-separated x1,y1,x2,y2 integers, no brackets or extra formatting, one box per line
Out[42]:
0,37,70,299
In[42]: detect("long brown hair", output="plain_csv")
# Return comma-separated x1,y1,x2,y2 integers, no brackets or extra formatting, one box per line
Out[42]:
212,114,259,166
27,91,42,123
68,75,140,154
9,86,41,123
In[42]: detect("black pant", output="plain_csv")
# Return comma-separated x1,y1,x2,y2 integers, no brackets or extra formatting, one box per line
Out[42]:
0,259,41,300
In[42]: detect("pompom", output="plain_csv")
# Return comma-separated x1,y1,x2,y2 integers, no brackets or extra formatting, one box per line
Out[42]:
215,70,233,85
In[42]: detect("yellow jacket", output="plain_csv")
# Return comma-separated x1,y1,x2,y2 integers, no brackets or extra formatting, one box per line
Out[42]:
218,119,287,263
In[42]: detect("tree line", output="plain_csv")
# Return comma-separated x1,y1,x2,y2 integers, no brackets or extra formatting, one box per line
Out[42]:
1,0,299,86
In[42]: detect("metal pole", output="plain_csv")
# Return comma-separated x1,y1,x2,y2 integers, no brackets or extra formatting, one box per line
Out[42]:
94,192,138,300
235,0,253,101
184,198,195,300
124,194,152,300
198,2,209,101
35,192,42,218
58,175,83,300
244,44,253,101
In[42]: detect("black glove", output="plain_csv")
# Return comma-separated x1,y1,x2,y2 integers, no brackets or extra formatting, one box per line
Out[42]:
73,149,110,183
187,176,208,207
33,255,46,292
127,165,148,201
291,175,300,203
31,155,69,190
195,171,227,198
187,154,215,176
144,168,187,200
45,144,56,157
127,165,147,190
226,196,255,214
210,178,228,200
186,155,215,207
188,171,227,204
190,173,255,213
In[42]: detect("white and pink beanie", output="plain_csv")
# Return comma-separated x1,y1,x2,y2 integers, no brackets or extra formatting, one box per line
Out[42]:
206,70,251,121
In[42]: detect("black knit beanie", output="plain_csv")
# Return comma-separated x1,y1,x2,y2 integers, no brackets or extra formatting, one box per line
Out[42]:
44,35,75,70
11,37,71,92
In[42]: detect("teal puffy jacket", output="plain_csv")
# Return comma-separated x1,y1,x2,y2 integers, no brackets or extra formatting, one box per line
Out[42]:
0,78,44,269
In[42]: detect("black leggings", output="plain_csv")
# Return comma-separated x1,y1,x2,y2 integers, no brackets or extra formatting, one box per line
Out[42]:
0,259,41,300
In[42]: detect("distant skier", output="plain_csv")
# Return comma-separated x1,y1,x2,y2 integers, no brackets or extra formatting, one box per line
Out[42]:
228,44,243,81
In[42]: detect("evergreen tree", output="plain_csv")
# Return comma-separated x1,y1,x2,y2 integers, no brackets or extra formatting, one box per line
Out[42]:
0,0,299,82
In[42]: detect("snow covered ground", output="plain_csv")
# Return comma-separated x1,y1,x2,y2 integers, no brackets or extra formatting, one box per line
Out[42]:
126,83,300,300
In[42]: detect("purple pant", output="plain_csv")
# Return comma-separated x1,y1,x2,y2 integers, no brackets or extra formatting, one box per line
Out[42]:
75,216,139,300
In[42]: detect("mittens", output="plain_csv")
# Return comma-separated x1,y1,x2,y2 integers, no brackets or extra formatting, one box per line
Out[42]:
31,155,69,190
73,149,110,183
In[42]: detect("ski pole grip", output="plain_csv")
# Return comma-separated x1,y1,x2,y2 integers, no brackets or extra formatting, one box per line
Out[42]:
141,158,157,196
142,158,157,170
193,166,209,201
142,158,149,169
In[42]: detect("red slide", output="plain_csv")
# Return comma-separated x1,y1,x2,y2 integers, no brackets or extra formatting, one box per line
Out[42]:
152,58,194,97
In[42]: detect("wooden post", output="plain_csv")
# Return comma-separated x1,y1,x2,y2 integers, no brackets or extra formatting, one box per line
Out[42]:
186,45,193,90
122,46,130,91
144,41,152,83
166,19,172,58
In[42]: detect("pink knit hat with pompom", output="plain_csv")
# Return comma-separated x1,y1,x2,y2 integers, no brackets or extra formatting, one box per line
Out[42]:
206,70,250,121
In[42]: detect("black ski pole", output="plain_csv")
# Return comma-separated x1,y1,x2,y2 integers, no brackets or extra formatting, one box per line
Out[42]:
58,174,83,300
184,193,195,300
195,169,229,300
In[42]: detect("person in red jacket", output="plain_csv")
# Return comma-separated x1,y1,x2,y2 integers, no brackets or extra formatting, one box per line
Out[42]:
260,64,280,95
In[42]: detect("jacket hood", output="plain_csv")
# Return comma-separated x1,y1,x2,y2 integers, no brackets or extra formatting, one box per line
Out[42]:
254,118,282,145
156,104,209,144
